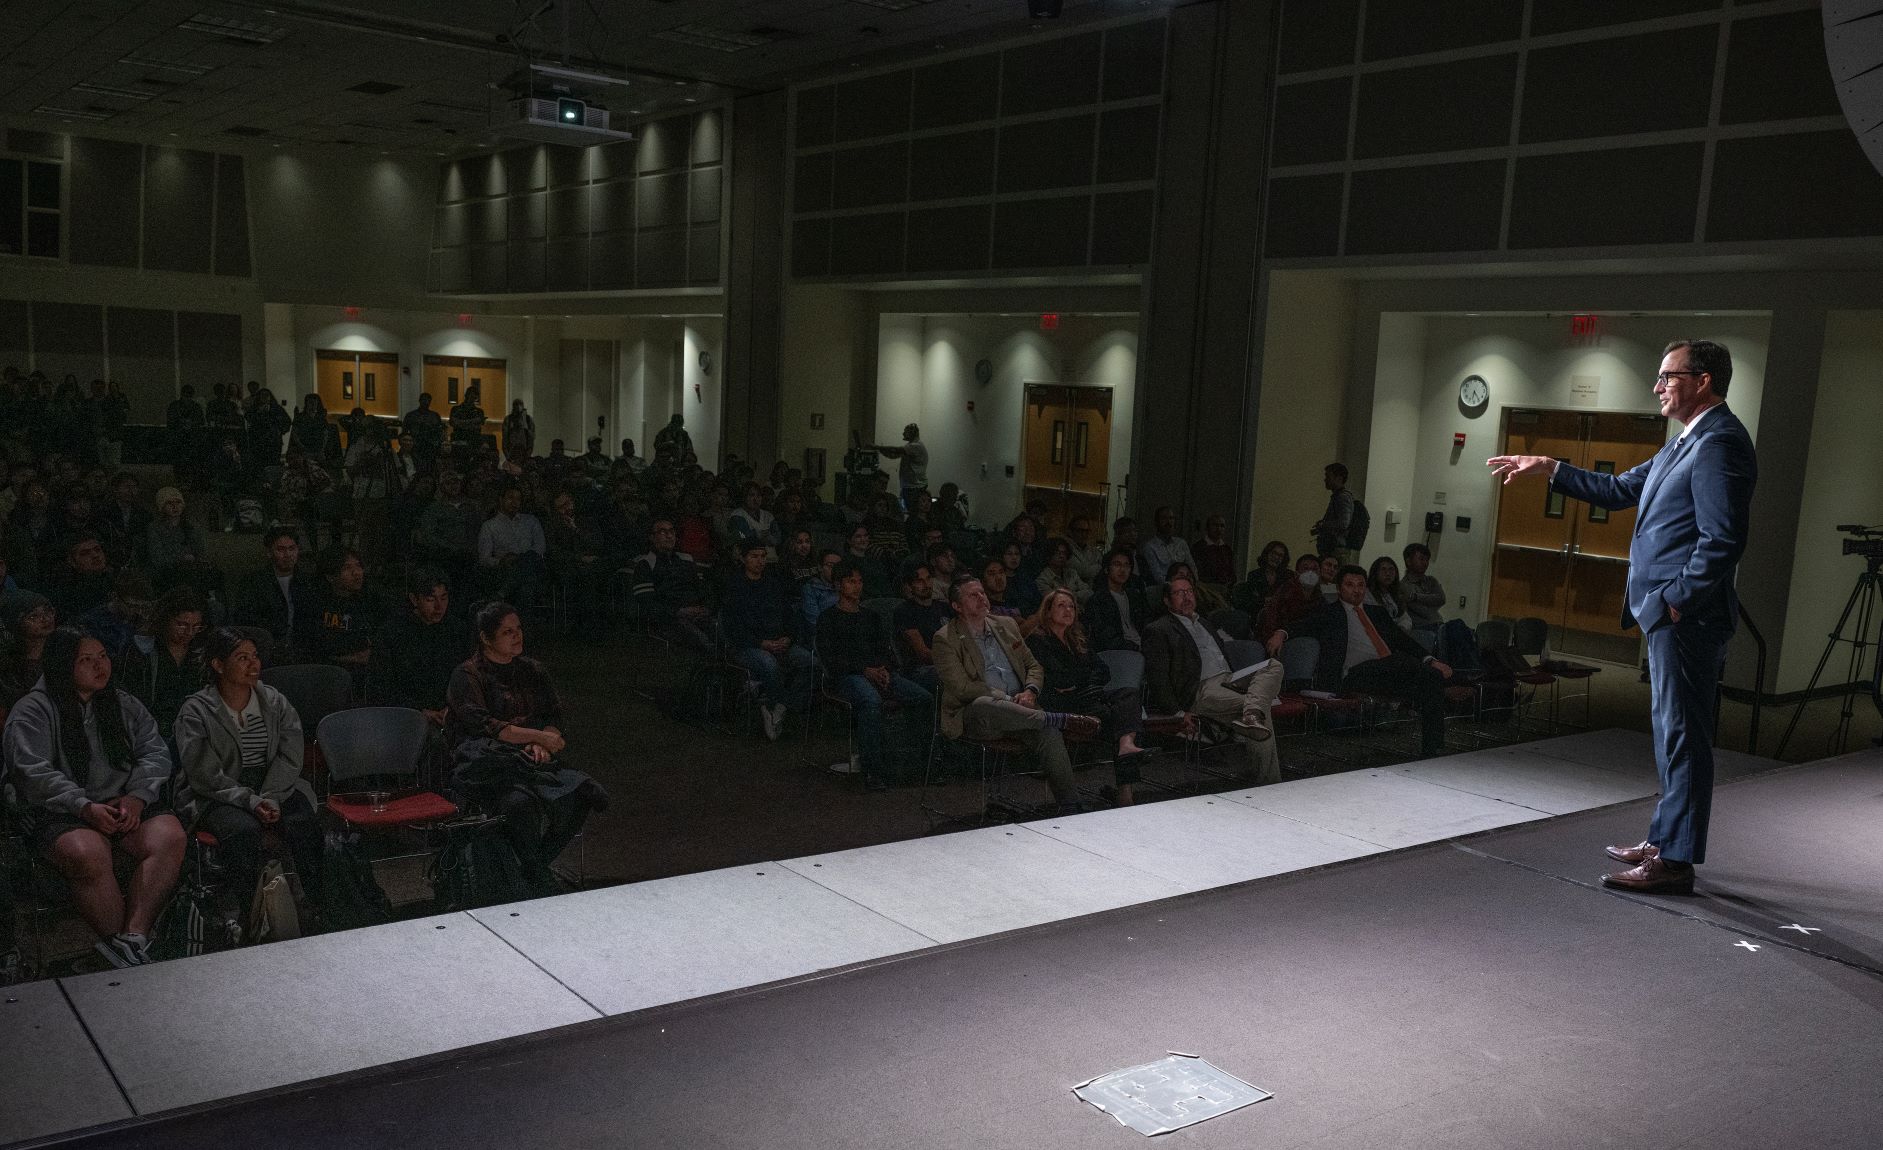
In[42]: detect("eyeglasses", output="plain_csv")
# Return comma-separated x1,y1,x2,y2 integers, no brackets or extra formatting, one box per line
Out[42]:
1654,370,1704,384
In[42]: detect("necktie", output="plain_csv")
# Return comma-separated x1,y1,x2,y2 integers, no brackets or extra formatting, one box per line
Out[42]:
1355,604,1389,660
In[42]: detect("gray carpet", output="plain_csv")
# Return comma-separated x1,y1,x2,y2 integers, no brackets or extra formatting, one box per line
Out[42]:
58,753,1883,1150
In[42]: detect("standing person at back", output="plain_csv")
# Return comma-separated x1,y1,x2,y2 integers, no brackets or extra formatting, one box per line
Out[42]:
1311,462,1356,566
870,423,928,509
1489,339,1756,895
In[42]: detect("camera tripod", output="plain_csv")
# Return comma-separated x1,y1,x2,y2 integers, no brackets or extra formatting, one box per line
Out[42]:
1775,535,1883,759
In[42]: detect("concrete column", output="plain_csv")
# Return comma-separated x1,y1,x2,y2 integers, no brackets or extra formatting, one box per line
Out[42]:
1131,0,1277,538
723,89,789,470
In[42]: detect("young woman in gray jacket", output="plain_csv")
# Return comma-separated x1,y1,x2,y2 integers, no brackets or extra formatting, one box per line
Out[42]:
173,627,323,916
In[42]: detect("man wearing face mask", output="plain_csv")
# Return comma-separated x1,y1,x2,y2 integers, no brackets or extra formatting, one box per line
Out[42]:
1259,553,1324,642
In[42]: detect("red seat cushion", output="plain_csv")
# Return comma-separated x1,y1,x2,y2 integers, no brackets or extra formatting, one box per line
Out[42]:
193,830,219,848
327,792,458,827
1309,695,1365,712
1271,697,1308,720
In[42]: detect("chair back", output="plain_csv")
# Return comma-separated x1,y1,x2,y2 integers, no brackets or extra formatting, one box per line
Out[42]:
1221,638,1266,671
1097,649,1144,690
1206,608,1252,640
227,625,275,668
1476,619,1513,652
1512,616,1550,656
261,663,355,733
317,707,431,786
1281,636,1320,683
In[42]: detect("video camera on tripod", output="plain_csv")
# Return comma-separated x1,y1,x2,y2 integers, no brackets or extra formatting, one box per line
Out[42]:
835,429,882,505
1836,524,1883,564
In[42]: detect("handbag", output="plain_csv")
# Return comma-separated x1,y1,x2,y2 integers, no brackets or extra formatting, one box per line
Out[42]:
248,859,302,944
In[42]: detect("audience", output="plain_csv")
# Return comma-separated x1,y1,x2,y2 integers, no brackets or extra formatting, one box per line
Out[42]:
1398,542,1478,667
1232,539,1291,614
631,519,712,651
174,627,324,925
892,559,950,689
0,590,56,712
1027,588,1154,805
1065,516,1106,588
1034,537,1092,603
1085,548,1151,653
118,587,205,741
724,539,817,740
1266,565,1454,757
231,527,314,661
934,576,1098,815
301,545,380,688
2,626,183,968
447,601,608,895
368,568,474,722
477,484,548,605
1139,506,1195,585
1365,556,1414,633
816,559,933,791
1144,575,1285,785
1191,514,1235,586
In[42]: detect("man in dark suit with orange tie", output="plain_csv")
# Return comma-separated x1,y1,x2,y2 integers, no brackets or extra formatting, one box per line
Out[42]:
1489,339,1756,894
1265,565,1455,757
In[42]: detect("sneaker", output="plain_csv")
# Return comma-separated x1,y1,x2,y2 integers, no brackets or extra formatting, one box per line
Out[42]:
0,948,20,986
761,703,785,741
94,934,150,969
827,758,860,774
1230,713,1273,741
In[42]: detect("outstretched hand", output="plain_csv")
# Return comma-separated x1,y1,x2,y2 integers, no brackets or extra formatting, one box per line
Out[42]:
1486,454,1556,484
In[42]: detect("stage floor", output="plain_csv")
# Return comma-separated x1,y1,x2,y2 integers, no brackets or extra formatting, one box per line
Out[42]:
22,737,1883,1149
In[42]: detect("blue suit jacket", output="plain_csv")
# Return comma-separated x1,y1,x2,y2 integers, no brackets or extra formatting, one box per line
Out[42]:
1550,404,1756,635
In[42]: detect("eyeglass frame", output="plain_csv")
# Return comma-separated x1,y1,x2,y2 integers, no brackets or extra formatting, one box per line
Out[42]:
1653,370,1707,385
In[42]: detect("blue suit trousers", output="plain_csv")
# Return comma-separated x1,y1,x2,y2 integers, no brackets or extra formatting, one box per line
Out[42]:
1645,619,1728,864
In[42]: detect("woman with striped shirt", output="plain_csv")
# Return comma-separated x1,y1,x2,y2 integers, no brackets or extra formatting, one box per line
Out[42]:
174,628,323,921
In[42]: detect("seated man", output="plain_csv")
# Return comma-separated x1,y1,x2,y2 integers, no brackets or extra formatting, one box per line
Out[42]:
978,556,1034,632
1143,575,1285,785
799,547,842,646
2,626,182,968
925,541,959,603
1266,565,1455,757
1138,505,1196,585
724,539,816,740
817,559,934,791
1084,548,1151,652
49,532,116,621
477,484,548,605
413,469,483,591
298,545,383,692
231,527,316,661
1399,542,1477,666
369,567,475,725
933,576,1099,815
892,558,950,692
630,519,712,651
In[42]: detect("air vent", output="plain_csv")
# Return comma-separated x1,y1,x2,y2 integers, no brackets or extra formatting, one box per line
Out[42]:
348,80,404,95
180,14,289,44
71,81,155,101
654,23,790,52
35,105,114,121
120,53,214,76
223,124,269,136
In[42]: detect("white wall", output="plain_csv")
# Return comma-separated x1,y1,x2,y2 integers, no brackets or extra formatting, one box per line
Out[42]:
873,313,1138,527
1368,313,1772,625
682,317,725,468
779,284,865,487
1250,270,1353,568
1779,311,1883,689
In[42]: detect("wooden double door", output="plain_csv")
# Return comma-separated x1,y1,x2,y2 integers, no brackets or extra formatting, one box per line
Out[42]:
1489,409,1666,637
1022,384,1114,535
314,349,399,418
421,355,507,439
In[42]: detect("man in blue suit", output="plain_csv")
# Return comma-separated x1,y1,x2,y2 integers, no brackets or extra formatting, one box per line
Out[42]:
1489,340,1756,894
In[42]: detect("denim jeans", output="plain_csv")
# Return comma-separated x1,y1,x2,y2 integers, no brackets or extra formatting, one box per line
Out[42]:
733,643,818,710
832,672,933,779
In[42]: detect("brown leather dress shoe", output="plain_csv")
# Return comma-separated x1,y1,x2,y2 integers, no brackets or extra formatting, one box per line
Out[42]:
1600,856,1694,895
1060,714,1102,741
1605,841,1660,865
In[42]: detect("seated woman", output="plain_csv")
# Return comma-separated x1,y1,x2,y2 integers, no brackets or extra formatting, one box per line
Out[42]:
1034,537,1092,603
1365,556,1415,634
118,587,206,743
174,627,323,922
142,485,222,598
446,601,607,894
1026,589,1155,806
2,626,183,967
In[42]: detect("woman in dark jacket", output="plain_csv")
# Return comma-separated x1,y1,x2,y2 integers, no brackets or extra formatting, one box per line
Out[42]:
1026,588,1153,806
117,587,205,741
1232,539,1291,614
446,601,607,893
1083,548,1150,653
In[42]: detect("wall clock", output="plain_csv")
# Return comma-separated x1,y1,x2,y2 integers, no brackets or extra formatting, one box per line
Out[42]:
1458,373,1490,417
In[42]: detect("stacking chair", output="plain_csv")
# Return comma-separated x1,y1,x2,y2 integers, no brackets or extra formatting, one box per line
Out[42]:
263,662,355,793
1513,615,1596,730
319,707,458,831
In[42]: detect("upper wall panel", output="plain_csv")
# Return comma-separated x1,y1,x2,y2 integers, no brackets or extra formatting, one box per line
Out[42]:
1264,0,1881,260
427,108,725,294
788,18,1166,281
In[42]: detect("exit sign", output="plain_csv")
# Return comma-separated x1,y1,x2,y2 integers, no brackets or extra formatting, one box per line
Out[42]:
1570,314,1601,338
1039,313,1060,331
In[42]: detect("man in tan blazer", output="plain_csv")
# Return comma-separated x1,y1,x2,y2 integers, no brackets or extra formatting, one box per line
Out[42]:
933,576,1099,814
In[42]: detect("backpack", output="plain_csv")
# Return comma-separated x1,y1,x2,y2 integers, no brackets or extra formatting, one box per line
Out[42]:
430,819,533,912
320,830,393,931
248,859,302,943
1344,498,1371,551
